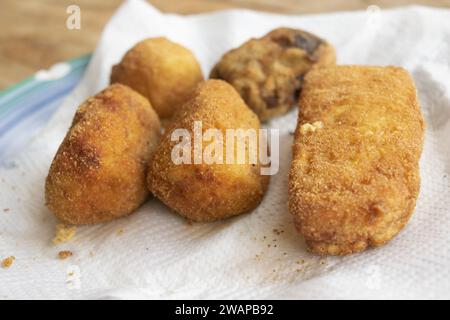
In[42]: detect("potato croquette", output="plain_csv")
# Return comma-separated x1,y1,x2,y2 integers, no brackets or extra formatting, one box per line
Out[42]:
45,84,161,225
289,66,425,255
210,28,335,121
147,80,270,222
110,37,204,119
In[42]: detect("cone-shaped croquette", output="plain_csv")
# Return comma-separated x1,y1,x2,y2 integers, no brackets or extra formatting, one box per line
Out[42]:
147,80,270,222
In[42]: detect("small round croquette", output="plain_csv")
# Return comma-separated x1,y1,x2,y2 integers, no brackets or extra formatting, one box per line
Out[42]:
110,37,204,119
45,84,161,225
210,28,335,121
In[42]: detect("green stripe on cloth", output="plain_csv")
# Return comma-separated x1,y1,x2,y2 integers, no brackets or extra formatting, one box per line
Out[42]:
0,54,92,114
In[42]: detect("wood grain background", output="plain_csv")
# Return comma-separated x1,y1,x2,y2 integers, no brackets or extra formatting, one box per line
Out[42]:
1,0,449,89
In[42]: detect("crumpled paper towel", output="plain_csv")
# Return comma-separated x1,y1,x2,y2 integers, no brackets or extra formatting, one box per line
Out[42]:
1,0,450,299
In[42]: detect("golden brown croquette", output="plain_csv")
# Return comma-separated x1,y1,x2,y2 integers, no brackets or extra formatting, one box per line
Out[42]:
210,28,335,121
45,84,161,225
289,66,425,255
111,37,204,119
147,80,270,222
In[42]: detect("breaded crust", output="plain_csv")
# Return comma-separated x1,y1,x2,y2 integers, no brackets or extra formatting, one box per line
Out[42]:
289,66,425,255
210,27,335,121
45,84,161,225
147,79,270,222
110,37,204,119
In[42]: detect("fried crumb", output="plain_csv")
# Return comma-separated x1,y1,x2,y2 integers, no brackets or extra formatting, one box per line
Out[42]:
300,121,323,134
117,229,124,236
2,256,15,269
3,208,10,212
273,228,284,235
58,251,73,260
89,250,95,257
185,218,193,226
53,224,77,244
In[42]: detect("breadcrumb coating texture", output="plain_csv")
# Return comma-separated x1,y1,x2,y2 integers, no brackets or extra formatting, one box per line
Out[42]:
289,66,425,255
210,28,335,121
111,37,204,119
147,80,270,222
45,84,161,224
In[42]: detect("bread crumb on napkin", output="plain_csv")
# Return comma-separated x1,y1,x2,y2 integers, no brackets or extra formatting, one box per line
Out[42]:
299,121,323,134
58,251,73,260
53,224,77,244
2,256,15,269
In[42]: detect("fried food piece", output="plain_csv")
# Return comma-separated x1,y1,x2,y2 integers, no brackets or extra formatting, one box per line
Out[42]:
45,84,161,225
289,66,425,255
1,256,15,269
210,28,335,121
52,224,77,244
58,250,73,260
111,37,204,119
147,80,270,222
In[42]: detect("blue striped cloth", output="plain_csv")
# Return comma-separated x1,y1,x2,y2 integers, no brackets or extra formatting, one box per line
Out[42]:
0,54,91,162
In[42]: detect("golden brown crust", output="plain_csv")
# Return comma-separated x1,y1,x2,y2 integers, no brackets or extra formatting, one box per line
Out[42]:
210,27,335,121
110,37,204,119
147,80,270,222
289,66,425,255
45,84,161,225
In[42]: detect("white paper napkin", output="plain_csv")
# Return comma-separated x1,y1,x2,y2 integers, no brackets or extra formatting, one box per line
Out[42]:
1,0,450,299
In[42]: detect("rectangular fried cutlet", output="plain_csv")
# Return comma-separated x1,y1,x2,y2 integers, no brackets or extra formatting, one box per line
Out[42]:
289,66,425,255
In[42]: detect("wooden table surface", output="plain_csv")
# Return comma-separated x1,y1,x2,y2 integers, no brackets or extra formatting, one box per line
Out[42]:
1,0,449,90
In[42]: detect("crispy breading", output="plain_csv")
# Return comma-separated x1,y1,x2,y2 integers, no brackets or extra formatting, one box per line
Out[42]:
111,37,204,119
289,66,425,255
45,84,161,225
147,80,270,222
52,224,77,244
58,250,73,260
1,256,15,269
210,27,335,121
